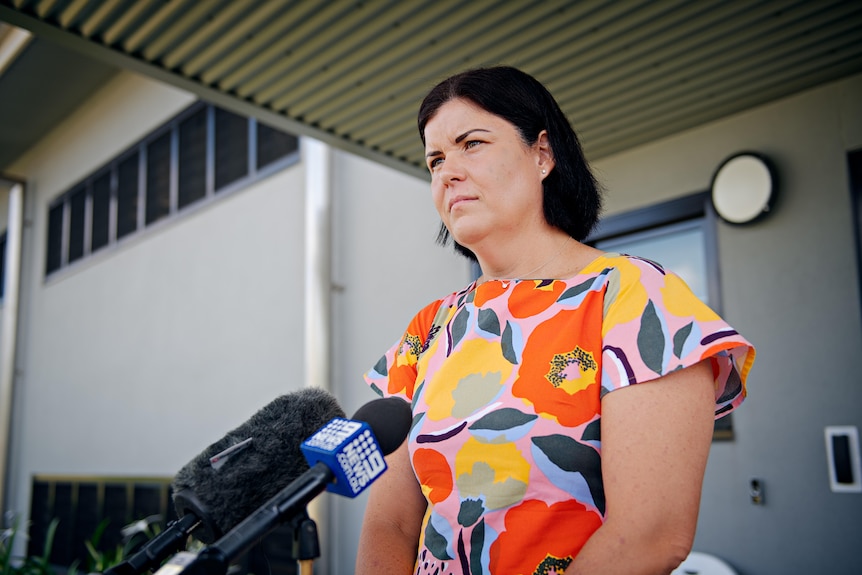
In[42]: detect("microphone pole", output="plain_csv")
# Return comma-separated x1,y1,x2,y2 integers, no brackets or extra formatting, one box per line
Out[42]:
156,396,410,575
293,513,320,575
103,514,199,575
159,462,334,575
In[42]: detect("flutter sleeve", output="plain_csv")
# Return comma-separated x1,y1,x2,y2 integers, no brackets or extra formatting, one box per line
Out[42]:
364,298,444,402
600,255,755,418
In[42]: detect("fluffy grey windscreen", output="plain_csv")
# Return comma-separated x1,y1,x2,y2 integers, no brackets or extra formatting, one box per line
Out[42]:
171,387,345,543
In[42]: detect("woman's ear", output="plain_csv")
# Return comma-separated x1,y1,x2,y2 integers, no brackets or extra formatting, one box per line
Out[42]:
536,130,555,177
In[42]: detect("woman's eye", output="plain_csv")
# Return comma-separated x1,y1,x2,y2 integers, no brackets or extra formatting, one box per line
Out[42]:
465,140,482,149
429,157,443,170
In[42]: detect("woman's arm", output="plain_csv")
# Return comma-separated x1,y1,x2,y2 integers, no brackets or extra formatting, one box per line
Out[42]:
356,438,427,574
567,359,716,575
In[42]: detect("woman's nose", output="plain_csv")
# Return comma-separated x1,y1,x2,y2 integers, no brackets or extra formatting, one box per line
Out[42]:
439,156,465,182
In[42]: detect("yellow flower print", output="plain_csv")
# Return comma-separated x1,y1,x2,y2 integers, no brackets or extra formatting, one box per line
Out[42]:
425,338,513,421
455,438,529,510
601,262,648,336
661,272,720,322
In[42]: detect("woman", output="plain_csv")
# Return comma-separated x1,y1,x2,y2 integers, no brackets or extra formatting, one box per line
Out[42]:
357,67,754,575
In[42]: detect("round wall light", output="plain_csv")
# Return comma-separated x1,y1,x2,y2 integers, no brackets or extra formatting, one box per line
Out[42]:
710,152,776,224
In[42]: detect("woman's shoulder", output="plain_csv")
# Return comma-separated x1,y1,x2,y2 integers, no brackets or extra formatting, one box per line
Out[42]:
581,251,666,275
581,251,714,317
578,252,670,290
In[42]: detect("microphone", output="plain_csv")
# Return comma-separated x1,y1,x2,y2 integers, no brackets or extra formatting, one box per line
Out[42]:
303,395,413,497
104,387,345,575
158,395,411,575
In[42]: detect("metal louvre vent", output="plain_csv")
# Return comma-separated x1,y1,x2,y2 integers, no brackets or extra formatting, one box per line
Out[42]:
1,0,861,177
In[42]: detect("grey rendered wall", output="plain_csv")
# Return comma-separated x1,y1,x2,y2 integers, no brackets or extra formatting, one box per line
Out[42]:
593,73,862,575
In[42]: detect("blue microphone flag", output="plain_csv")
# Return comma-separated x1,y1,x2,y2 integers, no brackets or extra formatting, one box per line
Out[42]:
300,418,387,497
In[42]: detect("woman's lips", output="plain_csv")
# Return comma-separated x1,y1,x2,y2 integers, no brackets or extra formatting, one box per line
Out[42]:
448,195,476,211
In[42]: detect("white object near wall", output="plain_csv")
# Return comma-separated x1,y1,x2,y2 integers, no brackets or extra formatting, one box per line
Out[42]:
710,152,775,224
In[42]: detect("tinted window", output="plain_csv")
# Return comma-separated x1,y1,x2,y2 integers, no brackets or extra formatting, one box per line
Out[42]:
179,107,208,209
117,153,139,240
257,121,298,170
46,203,64,274
146,131,172,225
68,187,86,263
45,103,299,277
91,171,111,252
215,108,248,190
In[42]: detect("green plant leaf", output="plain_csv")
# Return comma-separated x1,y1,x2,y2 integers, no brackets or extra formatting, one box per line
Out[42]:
40,518,60,564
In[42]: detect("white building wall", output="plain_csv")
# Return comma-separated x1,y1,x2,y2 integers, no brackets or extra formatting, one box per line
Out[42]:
4,70,308,530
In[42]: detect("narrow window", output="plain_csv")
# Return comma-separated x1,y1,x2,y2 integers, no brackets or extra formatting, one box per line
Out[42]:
0,232,6,299
117,152,139,240
146,131,172,225
179,107,208,209
215,108,248,190
46,203,64,274
257,121,298,170
91,171,111,253
68,186,86,264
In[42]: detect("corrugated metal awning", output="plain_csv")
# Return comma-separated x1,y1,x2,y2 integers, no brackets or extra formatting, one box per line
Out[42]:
1,0,861,178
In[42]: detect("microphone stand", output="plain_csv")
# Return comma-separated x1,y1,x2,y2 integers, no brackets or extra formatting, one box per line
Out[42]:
293,513,320,575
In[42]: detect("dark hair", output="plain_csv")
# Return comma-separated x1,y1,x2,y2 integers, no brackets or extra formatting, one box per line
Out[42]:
418,66,603,260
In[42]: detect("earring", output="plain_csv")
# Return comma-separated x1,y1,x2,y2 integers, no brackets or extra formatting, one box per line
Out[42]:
541,169,547,174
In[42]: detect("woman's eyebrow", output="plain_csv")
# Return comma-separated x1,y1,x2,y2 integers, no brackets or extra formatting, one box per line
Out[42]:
426,128,491,158
454,128,490,143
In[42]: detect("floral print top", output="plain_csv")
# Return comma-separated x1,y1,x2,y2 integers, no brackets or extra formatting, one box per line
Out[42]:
365,253,755,575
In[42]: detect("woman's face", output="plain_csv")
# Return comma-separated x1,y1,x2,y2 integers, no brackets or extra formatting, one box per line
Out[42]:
423,98,553,252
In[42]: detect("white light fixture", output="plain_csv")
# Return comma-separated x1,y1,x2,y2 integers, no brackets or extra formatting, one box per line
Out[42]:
710,152,776,224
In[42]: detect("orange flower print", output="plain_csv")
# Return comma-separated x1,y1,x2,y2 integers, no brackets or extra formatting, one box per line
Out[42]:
513,289,604,426
474,280,509,307
382,299,446,399
413,448,454,504
489,499,602,575
386,360,418,397
509,280,566,318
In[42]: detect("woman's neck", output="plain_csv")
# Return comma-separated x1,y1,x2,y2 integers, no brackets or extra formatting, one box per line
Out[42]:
474,231,601,283
479,235,573,282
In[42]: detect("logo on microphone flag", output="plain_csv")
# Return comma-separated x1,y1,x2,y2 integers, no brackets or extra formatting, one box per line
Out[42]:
301,418,387,497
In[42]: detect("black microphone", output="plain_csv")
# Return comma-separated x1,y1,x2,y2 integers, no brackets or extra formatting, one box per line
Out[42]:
157,396,412,575
104,387,344,575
